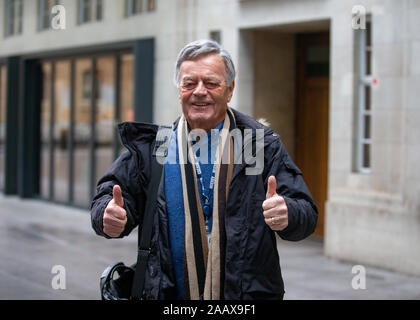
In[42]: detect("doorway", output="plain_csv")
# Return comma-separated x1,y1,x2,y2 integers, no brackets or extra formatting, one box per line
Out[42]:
240,25,330,237
295,32,330,237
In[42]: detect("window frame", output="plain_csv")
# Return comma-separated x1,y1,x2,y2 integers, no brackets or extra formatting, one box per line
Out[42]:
38,49,133,208
77,0,103,25
4,0,23,37
38,0,59,31
147,0,156,11
125,0,155,17
0,63,7,191
355,16,372,173
210,30,222,44
95,0,103,20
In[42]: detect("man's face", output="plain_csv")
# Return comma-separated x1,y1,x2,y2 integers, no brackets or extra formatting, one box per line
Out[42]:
178,54,235,132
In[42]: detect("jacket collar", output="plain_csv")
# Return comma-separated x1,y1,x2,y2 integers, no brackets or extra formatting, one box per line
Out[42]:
118,108,277,181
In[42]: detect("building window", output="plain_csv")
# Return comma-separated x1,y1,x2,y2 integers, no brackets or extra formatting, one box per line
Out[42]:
210,31,221,44
38,0,59,31
125,0,142,16
78,0,103,24
120,54,134,123
96,0,103,20
40,52,134,208
355,16,372,173
0,65,7,190
147,0,156,11
125,0,155,17
4,0,23,37
40,62,52,199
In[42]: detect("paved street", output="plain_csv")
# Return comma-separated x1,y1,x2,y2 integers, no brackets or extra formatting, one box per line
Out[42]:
0,194,419,300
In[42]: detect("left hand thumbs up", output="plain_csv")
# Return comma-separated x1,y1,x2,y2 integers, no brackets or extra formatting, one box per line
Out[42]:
266,175,278,198
262,176,289,231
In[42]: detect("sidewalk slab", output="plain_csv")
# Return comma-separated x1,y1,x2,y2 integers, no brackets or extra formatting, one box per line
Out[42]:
1,195,420,300
277,236,420,300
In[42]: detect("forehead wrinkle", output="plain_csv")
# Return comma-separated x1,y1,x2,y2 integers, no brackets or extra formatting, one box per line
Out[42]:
204,76,221,82
179,55,226,80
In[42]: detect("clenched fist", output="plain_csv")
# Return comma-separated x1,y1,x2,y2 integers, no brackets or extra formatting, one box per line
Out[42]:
262,176,288,231
103,185,127,238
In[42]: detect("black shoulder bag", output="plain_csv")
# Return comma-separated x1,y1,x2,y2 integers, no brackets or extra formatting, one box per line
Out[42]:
100,128,170,300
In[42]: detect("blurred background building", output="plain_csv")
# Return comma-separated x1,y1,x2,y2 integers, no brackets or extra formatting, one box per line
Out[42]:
0,0,419,278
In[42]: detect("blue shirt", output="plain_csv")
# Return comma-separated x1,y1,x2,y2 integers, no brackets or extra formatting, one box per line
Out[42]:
164,122,223,299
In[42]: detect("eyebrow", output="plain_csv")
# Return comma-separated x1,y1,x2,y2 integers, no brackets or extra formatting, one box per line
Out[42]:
181,76,195,82
204,77,221,82
181,76,221,82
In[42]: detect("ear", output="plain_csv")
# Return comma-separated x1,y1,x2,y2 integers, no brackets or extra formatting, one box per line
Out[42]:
227,80,235,102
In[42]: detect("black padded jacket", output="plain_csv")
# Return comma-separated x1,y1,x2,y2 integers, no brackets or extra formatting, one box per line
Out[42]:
90,108,318,300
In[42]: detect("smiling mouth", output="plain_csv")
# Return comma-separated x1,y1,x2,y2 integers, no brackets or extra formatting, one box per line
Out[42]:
192,102,212,107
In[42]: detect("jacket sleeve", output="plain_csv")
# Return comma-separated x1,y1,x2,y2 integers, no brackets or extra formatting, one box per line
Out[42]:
90,150,147,239
263,135,318,241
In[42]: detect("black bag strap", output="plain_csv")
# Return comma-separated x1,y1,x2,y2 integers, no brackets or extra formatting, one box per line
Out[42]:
130,125,171,300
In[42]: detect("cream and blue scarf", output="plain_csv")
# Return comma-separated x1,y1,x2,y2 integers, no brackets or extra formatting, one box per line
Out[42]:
165,108,235,300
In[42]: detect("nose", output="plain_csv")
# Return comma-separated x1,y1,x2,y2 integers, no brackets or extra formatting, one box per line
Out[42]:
193,81,207,96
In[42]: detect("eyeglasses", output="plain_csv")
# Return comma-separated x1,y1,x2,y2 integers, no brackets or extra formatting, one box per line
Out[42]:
180,79,225,92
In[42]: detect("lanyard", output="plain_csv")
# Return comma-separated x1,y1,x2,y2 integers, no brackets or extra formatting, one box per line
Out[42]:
192,149,216,218
190,122,223,245
192,140,216,246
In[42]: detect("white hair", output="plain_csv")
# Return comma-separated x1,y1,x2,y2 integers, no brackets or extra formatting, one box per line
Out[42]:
173,39,236,87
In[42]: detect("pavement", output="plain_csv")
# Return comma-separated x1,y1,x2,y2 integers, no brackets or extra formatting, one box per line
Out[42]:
0,194,420,300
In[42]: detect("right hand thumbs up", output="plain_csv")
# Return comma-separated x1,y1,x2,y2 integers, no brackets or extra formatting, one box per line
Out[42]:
103,185,127,238
112,184,124,208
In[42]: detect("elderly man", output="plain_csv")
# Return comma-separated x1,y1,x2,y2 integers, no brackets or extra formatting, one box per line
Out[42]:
91,39,318,300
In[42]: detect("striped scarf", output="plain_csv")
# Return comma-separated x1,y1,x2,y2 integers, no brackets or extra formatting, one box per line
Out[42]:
177,108,235,300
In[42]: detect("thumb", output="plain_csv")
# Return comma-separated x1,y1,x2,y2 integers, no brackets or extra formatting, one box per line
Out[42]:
266,176,277,199
112,185,124,208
